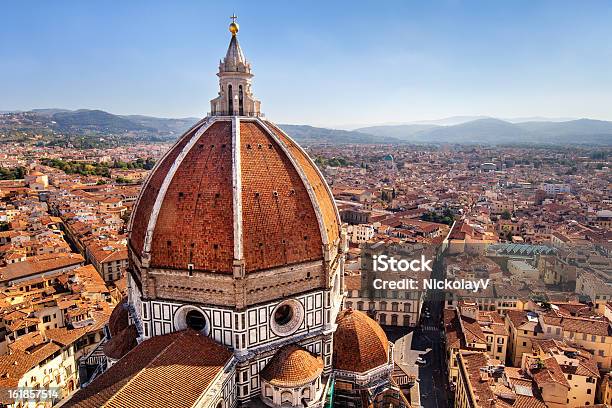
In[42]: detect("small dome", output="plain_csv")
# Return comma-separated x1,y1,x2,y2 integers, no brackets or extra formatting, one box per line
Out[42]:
103,324,139,360
108,297,129,337
333,309,389,373
260,344,323,387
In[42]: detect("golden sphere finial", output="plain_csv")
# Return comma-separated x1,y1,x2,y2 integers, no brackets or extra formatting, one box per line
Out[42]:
229,14,239,35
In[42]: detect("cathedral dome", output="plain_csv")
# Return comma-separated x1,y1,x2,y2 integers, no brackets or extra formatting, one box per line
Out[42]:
128,19,340,280
333,309,390,373
128,117,340,274
126,18,343,310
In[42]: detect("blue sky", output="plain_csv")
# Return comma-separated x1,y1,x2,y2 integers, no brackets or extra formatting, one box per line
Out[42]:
2,1,612,127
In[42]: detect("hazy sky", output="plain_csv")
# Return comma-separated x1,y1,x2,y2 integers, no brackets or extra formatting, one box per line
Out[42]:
2,1,612,127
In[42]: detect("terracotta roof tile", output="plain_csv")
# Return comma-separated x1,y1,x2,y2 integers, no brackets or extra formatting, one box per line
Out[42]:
65,330,232,408
265,121,340,246
130,123,196,257
260,344,323,387
0,253,84,282
530,357,570,389
333,309,389,373
149,121,235,272
240,121,322,271
129,118,339,276
0,342,61,396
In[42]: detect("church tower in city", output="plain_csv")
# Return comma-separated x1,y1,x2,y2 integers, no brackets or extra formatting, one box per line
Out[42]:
66,17,404,408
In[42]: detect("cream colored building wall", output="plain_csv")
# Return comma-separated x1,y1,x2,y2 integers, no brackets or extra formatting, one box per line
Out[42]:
540,382,569,408
494,298,525,315
454,354,476,408
448,240,466,255
565,372,596,407
17,345,78,403
485,333,508,362
598,374,612,406
36,306,63,332
448,347,460,385
509,316,611,370
507,324,541,366
345,296,422,327
565,330,612,370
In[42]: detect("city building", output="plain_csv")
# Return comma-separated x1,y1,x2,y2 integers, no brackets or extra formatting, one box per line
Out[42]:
444,301,509,387
543,183,572,196
454,351,546,408
506,307,612,370
522,339,599,407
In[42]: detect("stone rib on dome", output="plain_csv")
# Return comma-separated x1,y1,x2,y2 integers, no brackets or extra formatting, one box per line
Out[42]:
128,117,340,274
333,309,389,373
129,118,208,259
149,120,235,272
265,121,340,247
260,344,323,387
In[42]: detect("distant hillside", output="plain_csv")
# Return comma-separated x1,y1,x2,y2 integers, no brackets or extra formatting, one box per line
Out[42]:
1,109,611,146
355,118,612,145
122,115,199,136
355,124,439,140
0,109,198,147
420,118,527,143
52,110,153,133
0,108,200,145
516,119,612,144
31,108,72,116
408,115,490,126
277,124,397,144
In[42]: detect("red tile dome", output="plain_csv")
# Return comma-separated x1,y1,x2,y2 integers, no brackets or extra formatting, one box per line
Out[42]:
128,117,340,274
260,344,324,387
333,309,389,373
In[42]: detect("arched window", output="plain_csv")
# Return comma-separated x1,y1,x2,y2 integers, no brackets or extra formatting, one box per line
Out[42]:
238,85,244,115
228,84,234,115
301,387,311,401
281,391,293,404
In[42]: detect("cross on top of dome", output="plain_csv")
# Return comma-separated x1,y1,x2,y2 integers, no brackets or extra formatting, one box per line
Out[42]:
229,14,239,36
